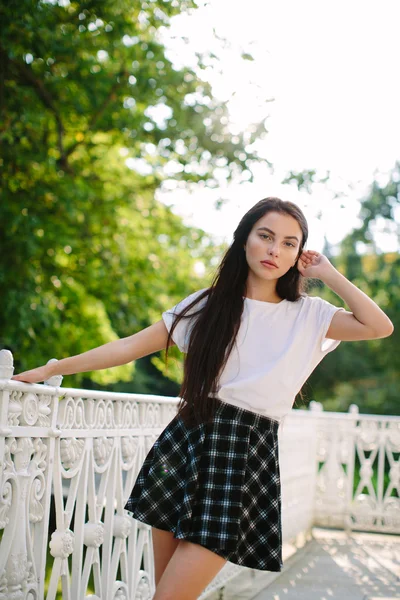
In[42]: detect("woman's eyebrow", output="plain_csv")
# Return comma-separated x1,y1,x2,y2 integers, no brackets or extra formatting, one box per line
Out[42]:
256,226,299,242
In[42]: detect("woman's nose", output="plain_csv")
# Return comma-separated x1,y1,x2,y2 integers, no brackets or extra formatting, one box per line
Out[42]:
268,241,280,256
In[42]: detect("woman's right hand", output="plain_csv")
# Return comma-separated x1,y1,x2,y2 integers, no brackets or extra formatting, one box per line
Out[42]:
11,364,55,384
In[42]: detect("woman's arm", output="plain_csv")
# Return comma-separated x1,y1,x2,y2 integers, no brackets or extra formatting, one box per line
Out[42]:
298,250,394,341
323,268,393,340
11,319,174,383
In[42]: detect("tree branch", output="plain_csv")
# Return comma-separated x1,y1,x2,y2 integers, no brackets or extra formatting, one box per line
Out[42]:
2,46,128,168
64,68,128,159
0,47,68,168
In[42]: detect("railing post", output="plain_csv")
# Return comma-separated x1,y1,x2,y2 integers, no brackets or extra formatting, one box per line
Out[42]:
344,404,359,535
0,349,19,597
309,401,323,529
0,350,61,600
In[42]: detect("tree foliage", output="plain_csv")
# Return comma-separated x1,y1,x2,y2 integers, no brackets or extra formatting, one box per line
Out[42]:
298,163,400,416
0,0,266,387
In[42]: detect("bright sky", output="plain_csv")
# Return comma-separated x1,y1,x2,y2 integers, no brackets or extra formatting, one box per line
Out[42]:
151,0,400,255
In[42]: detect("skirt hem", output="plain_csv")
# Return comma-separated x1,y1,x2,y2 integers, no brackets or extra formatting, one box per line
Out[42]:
127,513,284,573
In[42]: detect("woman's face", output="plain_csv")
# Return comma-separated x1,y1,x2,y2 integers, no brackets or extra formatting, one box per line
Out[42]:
244,211,303,279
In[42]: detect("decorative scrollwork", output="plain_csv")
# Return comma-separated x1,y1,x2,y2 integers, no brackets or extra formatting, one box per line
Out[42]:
32,438,47,472
6,391,52,428
20,393,39,426
121,437,139,466
12,437,34,472
8,391,23,426
60,437,85,470
121,401,140,429
29,472,45,523
0,477,13,529
93,437,114,466
58,397,88,429
143,404,160,429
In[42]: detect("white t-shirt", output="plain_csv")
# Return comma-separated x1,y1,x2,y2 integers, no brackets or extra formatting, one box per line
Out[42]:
162,288,345,423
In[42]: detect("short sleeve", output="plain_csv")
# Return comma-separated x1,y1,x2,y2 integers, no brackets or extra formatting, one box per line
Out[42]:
162,288,208,352
312,295,346,355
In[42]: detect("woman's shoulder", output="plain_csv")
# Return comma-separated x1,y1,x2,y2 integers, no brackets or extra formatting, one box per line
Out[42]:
165,287,209,315
286,293,331,315
298,293,339,308
291,293,330,304
184,287,210,304
289,293,343,323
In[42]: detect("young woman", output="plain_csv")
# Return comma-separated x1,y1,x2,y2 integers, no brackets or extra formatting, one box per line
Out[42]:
12,197,394,600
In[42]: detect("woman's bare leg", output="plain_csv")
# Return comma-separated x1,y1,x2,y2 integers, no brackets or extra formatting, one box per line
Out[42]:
151,527,180,587
152,538,227,600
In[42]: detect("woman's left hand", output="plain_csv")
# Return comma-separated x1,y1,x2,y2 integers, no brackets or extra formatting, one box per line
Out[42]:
296,250,335,280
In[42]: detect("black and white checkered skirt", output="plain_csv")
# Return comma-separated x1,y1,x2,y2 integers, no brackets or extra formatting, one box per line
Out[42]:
125,397,283,572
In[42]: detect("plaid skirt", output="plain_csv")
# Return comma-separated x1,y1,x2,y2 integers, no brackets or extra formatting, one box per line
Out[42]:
124,398,283,572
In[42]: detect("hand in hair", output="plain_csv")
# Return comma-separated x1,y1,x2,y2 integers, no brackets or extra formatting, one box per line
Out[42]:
297,250,333,280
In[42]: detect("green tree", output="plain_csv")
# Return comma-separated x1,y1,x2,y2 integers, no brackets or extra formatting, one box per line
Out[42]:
298,163,400,415
0,0,264,389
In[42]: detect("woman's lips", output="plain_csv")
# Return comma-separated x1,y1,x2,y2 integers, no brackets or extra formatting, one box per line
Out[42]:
260,261,278,269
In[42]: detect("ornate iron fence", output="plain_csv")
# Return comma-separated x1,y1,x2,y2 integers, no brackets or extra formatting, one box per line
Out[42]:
0,348,398,600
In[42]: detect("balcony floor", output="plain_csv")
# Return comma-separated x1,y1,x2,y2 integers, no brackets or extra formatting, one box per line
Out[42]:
251,527,400,600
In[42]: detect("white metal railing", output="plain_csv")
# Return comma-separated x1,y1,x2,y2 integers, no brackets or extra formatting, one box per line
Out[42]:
0,348,399,600
309,401,400,533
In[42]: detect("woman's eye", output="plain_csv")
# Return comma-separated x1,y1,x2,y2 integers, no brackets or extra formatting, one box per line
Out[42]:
260,234,294,248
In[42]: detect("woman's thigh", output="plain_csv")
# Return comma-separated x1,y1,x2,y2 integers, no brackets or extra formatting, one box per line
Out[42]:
153,538,227,600
152,527,180,587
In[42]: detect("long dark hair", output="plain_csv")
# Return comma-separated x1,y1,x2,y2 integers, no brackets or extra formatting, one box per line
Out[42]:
165,197,309,428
